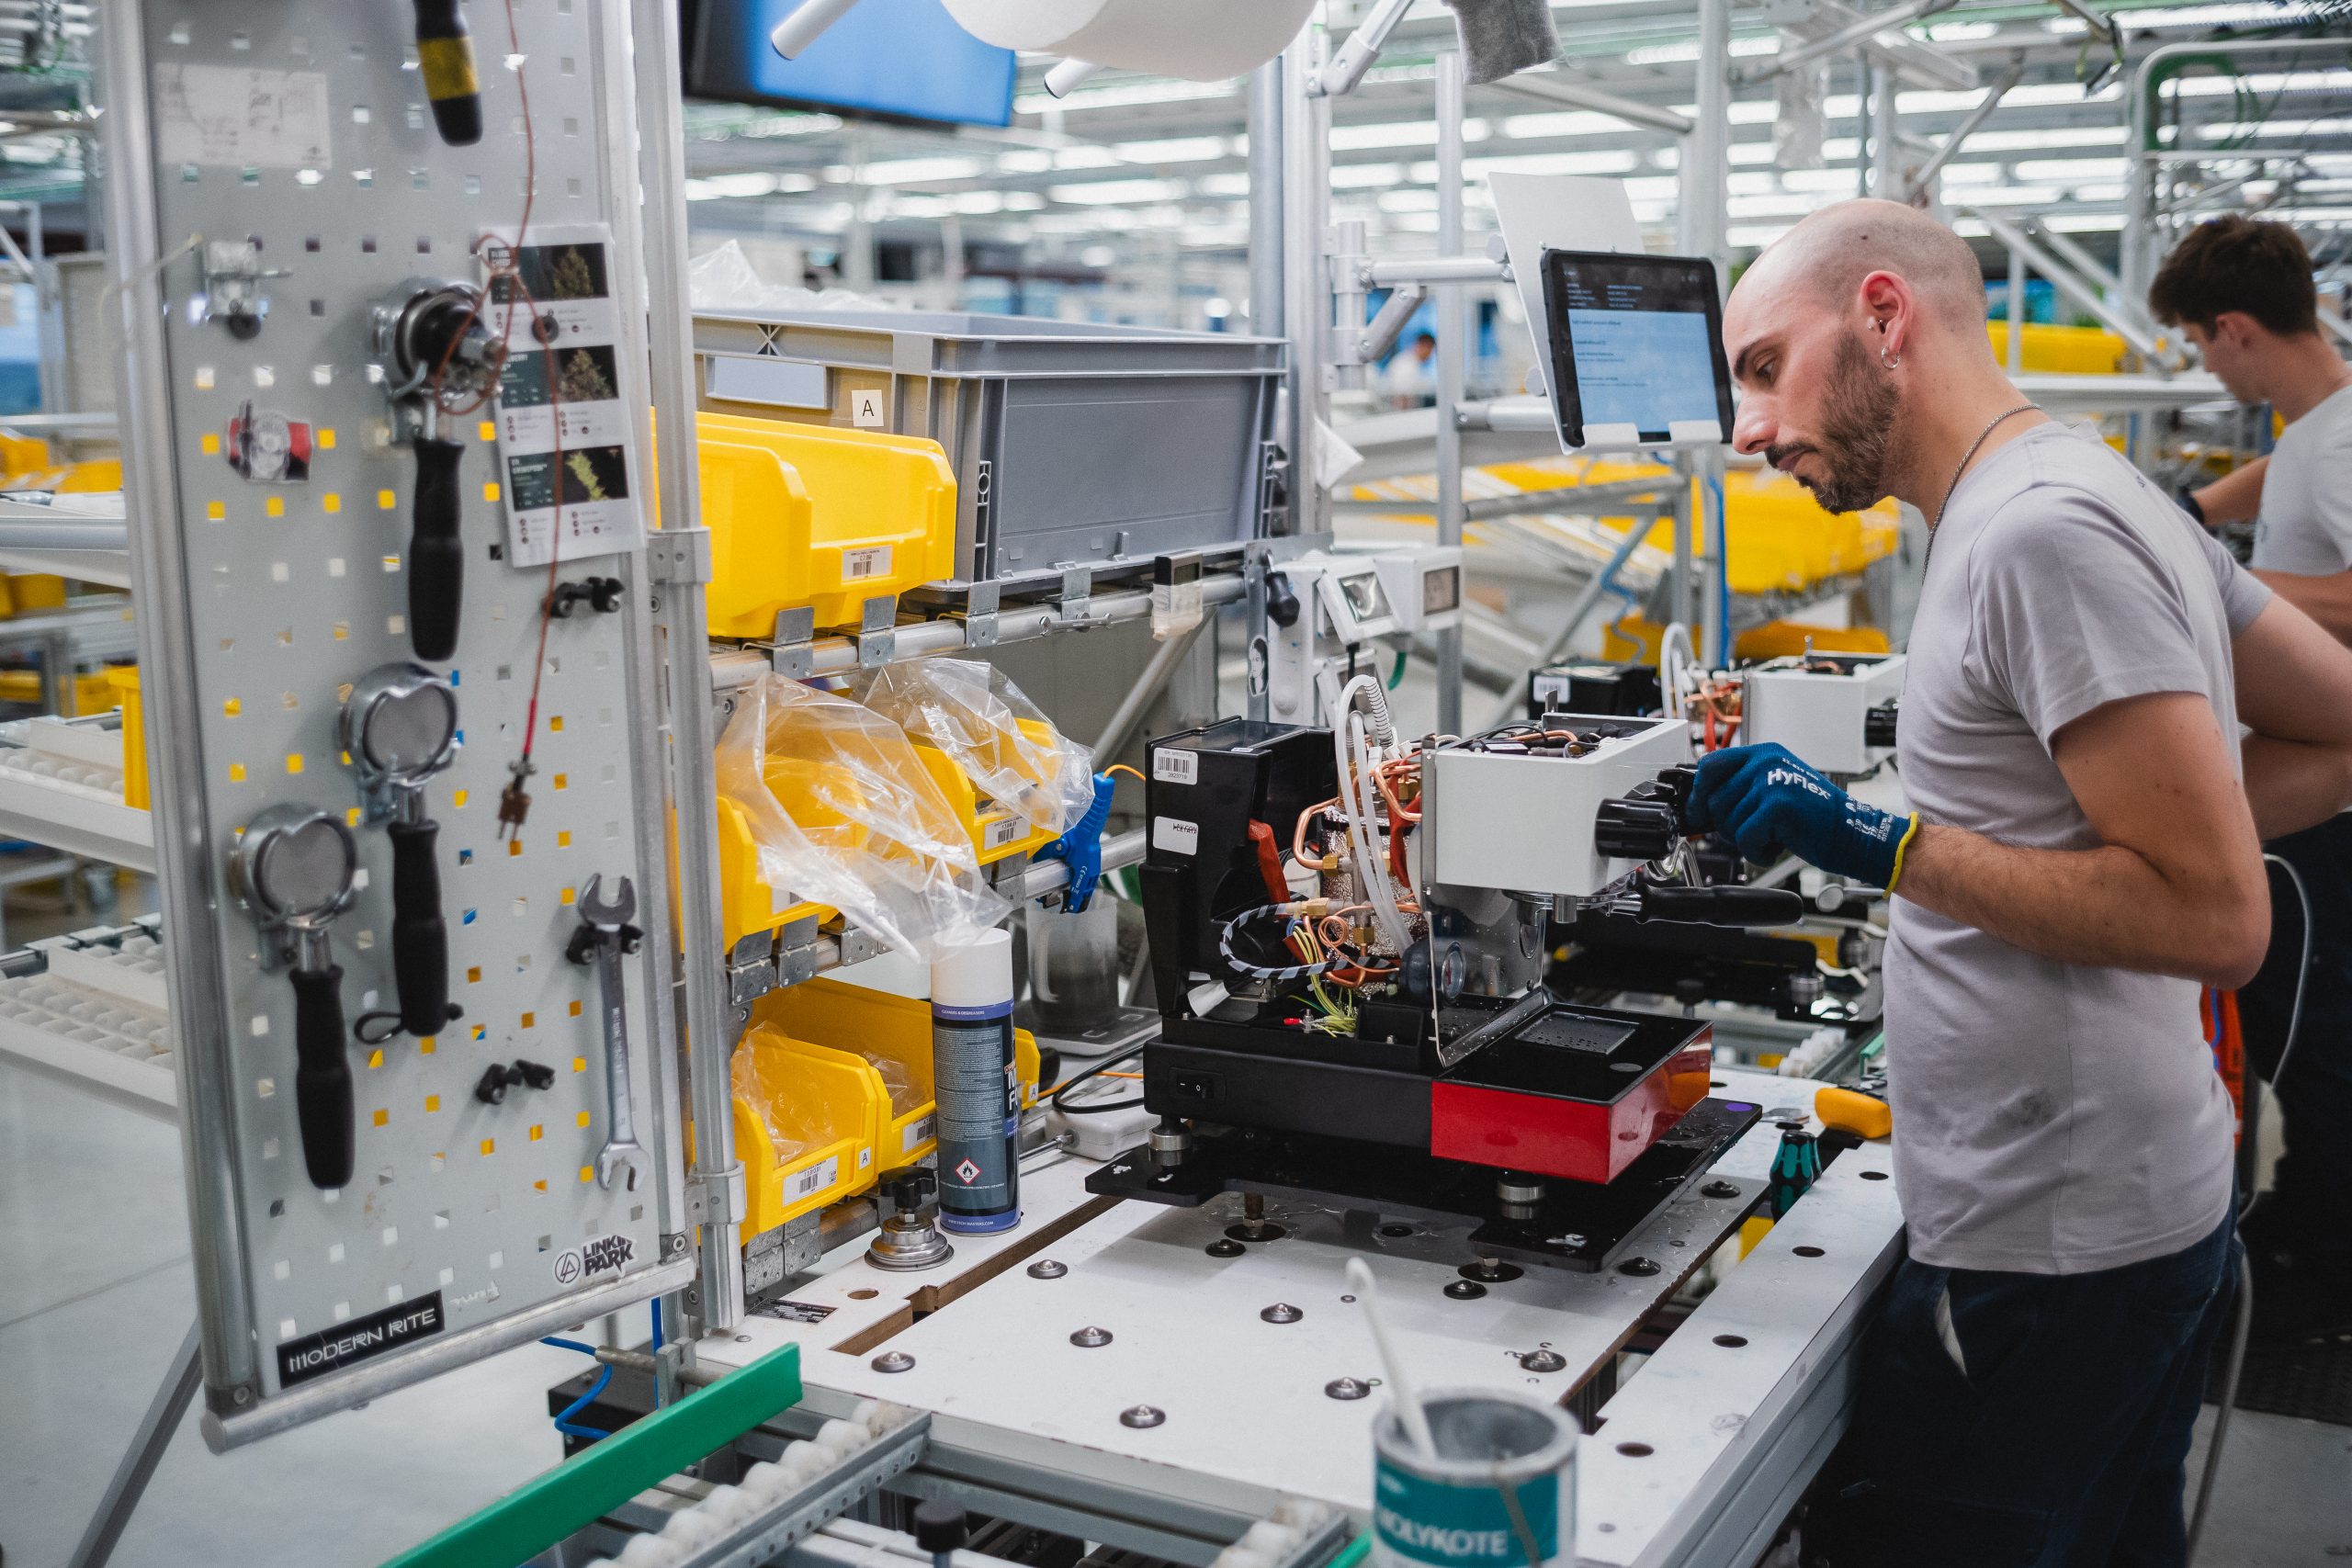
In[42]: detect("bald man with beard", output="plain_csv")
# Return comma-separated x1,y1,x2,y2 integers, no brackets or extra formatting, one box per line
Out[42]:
1673,200,2352,1565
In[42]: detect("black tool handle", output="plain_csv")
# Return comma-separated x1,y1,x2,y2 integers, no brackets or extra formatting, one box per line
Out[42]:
410,434,465,661
1639,885,1806,927
412,0,483,147
389,818,452,1038
292,962,355,1190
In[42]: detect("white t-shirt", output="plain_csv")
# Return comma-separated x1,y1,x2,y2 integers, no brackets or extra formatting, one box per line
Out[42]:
2253,380,2352,573
1893,422,2270,1275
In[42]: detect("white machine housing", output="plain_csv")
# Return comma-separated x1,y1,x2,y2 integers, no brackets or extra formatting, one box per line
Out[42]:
1421,714,1691,898
1741,654,1905,777
1340,543,1464,637
1265,545,1463,726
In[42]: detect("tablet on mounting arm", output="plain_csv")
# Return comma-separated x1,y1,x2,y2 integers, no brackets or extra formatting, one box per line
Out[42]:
1537,249,1735,452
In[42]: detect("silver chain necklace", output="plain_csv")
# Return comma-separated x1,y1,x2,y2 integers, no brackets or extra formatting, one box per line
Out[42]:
1922,403,2040,577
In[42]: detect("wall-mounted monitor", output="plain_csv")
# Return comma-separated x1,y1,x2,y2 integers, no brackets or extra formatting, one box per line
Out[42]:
684,0,1017,130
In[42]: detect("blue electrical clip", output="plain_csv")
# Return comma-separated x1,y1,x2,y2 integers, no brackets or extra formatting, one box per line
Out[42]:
1035,770,1115,914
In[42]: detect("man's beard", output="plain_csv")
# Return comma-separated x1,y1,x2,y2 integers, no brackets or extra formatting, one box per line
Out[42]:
1765,333,1901,514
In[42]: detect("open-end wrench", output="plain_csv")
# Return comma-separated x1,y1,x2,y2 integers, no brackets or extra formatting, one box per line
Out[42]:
568,873,651,1193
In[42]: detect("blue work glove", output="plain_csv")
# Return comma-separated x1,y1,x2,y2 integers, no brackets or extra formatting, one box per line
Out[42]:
1683,743,1919,891
1034,771,1114,913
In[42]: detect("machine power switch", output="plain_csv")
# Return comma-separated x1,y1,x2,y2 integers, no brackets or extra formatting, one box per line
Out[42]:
1167,1070,1222,1103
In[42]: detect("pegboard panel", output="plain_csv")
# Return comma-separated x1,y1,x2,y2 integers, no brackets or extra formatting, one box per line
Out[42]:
117,0,684,1416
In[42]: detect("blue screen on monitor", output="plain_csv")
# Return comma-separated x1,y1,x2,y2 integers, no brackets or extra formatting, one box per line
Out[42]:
689,0,1016,129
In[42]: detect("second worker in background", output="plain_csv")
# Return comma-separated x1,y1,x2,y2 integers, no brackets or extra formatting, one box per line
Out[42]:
2151,215,2352,1344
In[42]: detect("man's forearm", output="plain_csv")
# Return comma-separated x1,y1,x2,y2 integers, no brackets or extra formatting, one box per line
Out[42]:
1894,820,2268,987
2245,733,2352,840
2192,456,2267,526
2252,569,2352,644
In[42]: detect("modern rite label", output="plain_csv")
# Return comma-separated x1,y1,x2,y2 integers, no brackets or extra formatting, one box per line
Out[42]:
277,1292,447,1387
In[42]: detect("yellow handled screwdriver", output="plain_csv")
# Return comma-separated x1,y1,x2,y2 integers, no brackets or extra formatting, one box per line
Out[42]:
412,0,483,147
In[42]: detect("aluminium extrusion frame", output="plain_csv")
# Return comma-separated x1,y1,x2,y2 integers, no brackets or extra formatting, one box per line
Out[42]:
1291,2,1736,732
2122,37,2352,303
630,0,746,1339
97,0,254,1413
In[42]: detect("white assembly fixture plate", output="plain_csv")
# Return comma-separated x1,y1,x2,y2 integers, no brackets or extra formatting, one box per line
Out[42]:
696,1071,1903,1566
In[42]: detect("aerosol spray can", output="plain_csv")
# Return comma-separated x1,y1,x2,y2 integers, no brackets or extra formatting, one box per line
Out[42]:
1371,1389,1577,1568
930,929,1020,1235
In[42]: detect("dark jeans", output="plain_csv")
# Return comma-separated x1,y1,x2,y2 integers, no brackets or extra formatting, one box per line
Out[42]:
1805,1214,2241,1568
2237,814,2352,1267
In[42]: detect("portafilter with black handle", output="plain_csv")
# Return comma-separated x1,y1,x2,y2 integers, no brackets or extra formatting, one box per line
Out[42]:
230,805,361,1190
341,661,463,1044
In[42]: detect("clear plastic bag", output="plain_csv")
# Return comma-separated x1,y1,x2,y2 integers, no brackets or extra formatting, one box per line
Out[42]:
731,1023,823,1163
861,1051,922,1117
849,658,1095,837
715,675,1008,964
686,239,887,313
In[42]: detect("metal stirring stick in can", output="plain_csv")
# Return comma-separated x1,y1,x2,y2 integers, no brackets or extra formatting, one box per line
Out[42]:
230,805,362,1190
341,661,463,1043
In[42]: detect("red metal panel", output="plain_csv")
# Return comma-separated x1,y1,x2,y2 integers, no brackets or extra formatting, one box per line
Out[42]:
1428,1038,1715,1183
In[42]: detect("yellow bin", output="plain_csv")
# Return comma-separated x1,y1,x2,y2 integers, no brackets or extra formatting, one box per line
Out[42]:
713,794,838,953
911,732,1062,867
756,977,1041,1172
697,412,957,636
730,1025,886,1236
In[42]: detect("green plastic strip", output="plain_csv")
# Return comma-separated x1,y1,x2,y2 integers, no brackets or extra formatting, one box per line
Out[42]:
379,1343,804,1568
1328,1536,1373,1568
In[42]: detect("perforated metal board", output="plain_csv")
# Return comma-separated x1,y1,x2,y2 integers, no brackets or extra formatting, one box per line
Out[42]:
104,0,689,1434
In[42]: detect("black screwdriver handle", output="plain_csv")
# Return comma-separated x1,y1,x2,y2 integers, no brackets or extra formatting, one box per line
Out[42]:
413,0,484,147
410,434,465,661
1639,885,1806,928
389,818,453,1038
292,962,355,1190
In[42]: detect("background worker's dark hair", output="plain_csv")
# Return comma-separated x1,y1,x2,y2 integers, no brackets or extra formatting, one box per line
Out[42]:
2148,214,2321,337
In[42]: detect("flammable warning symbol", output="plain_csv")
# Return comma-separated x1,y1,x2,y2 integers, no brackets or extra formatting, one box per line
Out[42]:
954,1157,982,1185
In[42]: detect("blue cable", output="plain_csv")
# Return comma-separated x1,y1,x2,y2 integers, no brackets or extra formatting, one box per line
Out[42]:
542,1336,613,1441
650,1300,663,1409
1705,470,1731,665
553,1364,614,1442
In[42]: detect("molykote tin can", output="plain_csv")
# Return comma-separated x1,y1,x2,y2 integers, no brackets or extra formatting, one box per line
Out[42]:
1371,1390,1577,1568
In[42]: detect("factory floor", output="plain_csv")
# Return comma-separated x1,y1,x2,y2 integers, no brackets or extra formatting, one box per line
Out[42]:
3,1066,2346,1568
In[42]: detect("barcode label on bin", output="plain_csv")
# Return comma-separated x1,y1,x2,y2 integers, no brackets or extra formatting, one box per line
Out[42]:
843,545,892,581
904,1114,936,1152
983,814,1024,853
787,1155,841,1202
